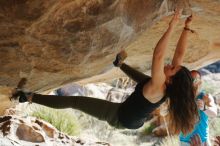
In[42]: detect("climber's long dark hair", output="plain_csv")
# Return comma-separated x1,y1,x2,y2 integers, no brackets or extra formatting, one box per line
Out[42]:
166,66,199,135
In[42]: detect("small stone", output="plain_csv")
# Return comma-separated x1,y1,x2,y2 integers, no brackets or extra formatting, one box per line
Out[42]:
16,124,45,143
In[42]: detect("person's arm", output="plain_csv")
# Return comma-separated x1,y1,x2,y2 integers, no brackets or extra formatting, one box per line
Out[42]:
214,136,220,146
190,134,203,146
203,94,218,118
150,10,180,88
197,94,218,117
172,14,193,66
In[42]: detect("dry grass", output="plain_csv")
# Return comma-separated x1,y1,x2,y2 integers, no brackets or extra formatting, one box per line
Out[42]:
159,135,179,146
31,106,80,136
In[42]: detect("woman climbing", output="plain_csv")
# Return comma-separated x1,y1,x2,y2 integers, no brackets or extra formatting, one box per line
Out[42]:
13,10,198,134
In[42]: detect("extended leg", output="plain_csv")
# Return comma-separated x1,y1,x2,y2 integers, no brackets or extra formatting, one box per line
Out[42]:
120,63,150,83
113,50,150,83
32,94,121,127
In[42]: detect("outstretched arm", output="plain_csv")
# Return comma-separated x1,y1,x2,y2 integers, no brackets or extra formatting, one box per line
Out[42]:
151,11,180,87
172,14,193,66
143,11,181,103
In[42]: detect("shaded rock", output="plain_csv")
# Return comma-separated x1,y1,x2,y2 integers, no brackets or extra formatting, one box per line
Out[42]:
0,116,11,123
0,120,11,136
35,119,55,138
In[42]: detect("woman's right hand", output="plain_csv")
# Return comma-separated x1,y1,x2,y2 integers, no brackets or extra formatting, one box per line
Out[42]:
185,14,193,28
190,134,202,146
169,9,181,28
214,136,220,146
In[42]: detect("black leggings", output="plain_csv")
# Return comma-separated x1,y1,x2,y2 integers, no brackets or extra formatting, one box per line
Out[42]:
32,63,150,128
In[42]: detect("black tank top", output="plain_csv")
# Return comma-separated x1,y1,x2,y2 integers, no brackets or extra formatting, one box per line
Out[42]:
118,78,167,129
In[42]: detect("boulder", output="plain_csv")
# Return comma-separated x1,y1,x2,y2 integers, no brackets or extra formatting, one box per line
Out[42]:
0,115,110,146
0,0,219,92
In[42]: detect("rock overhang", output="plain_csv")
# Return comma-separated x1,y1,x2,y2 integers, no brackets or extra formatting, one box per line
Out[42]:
0,0,219,92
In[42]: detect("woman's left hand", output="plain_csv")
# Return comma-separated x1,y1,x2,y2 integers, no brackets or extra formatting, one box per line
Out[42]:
169,9,181,28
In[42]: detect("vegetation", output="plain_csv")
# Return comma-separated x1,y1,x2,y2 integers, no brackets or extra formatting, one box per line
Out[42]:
202,80,217,94
31,106,80,136
159,135,179,146
141,122,157,135
209,117,220,138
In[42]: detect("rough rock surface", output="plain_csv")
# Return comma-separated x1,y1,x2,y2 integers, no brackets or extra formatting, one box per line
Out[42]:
0,0,220,92
0,115,110,146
